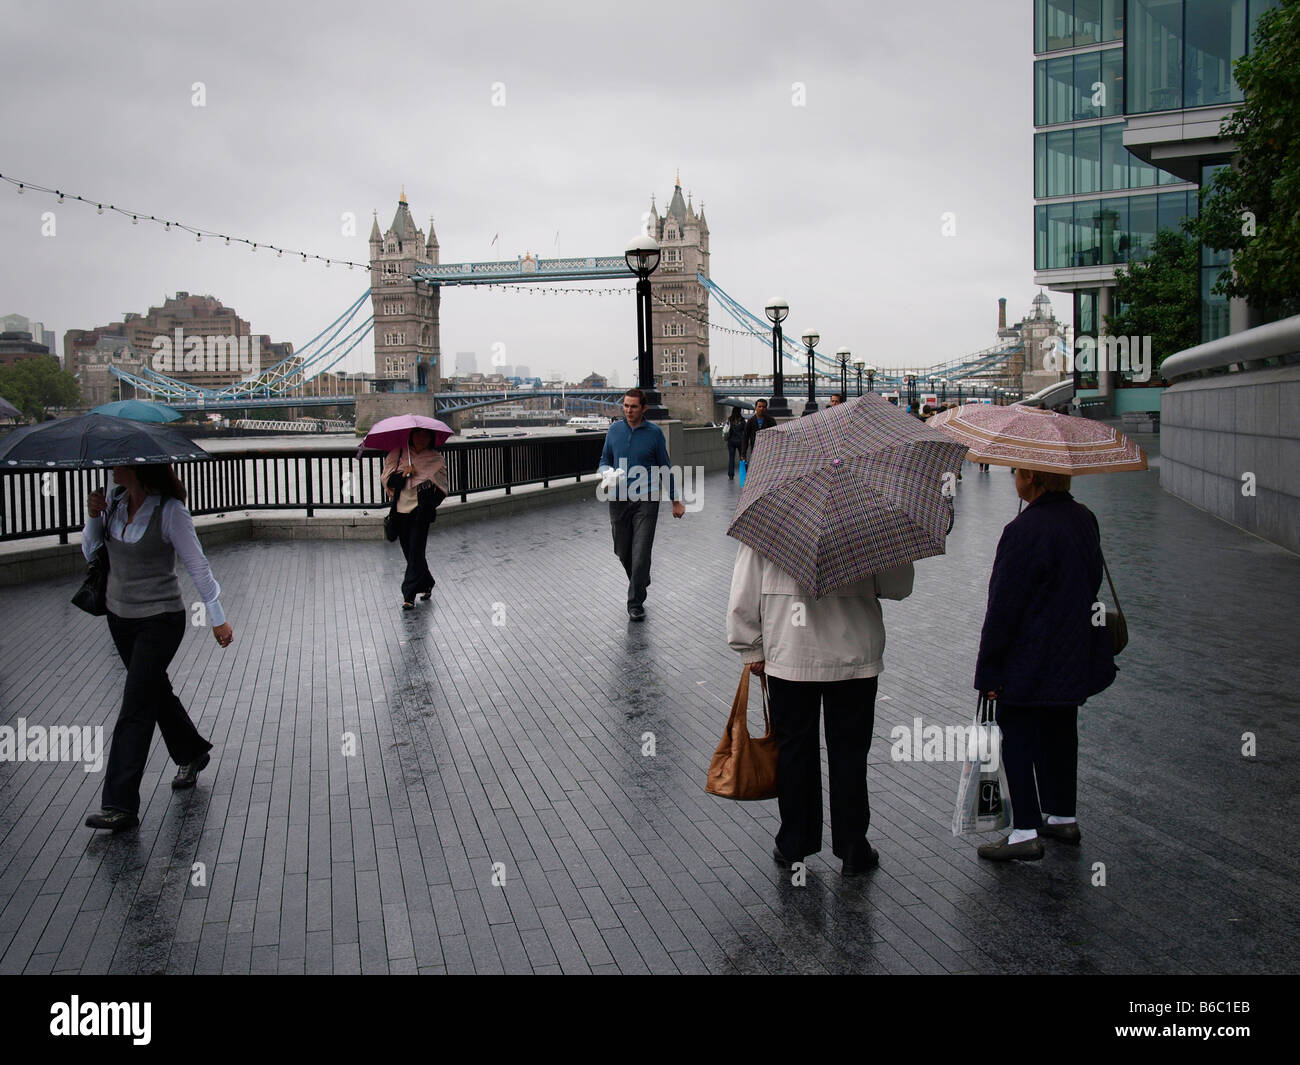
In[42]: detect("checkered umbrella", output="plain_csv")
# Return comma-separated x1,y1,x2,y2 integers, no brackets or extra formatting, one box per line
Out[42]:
727,394,969,597
928,404,1147,474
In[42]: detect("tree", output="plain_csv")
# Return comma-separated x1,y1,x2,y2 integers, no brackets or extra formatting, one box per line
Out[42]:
0,357,82,420
1186,0,1300,318
1105,228,1200,375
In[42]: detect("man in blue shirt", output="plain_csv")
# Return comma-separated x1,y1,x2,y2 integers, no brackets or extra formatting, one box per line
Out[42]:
597,389,685,620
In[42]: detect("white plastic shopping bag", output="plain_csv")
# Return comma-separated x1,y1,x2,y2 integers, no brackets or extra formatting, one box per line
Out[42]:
951,694,1012,835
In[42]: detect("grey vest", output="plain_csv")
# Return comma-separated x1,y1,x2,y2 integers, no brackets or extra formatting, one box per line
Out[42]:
106,495,185,617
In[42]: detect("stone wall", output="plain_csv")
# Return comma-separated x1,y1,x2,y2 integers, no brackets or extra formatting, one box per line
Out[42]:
1160,364,1300,555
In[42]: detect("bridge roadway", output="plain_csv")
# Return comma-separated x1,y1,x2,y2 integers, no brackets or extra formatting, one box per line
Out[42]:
1,434,1295,974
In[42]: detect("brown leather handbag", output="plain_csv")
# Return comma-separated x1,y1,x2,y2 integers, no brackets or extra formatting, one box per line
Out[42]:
706,667,779,801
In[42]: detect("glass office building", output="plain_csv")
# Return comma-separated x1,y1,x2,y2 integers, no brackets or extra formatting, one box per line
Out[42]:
1033,0,1279,380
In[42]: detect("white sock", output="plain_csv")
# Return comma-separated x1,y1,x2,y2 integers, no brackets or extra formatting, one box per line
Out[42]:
1046,815,1076,825
1008,828,1038,844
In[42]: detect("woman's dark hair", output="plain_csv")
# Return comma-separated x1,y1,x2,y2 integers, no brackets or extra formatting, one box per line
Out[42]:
135,463,187,502
409,427,436,449
728,406,742,423
1027,470,1072,493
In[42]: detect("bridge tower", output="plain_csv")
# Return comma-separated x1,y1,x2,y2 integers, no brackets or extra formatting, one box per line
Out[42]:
646,173,710,387
369,189,441,392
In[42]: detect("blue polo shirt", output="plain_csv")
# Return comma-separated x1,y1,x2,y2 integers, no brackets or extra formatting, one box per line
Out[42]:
597,418,678,501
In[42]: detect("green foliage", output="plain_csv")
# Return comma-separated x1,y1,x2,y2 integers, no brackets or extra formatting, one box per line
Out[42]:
0,357,82,421
1186,0,1300,318
1105,229,1200,372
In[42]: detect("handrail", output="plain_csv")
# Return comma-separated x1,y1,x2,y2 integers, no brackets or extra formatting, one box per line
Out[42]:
1160,313,1300,383
0,435,607,544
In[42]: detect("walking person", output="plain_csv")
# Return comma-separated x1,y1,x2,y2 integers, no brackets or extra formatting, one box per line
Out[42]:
972,468,1116,861
728,546,914,875
723,406,745,479
82,464,232,832
381,427,449,610
597,388,685,621
741,398,776,463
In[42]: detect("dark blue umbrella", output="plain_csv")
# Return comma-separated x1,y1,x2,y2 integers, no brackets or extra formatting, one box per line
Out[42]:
90,399,183,423
0,413,211,469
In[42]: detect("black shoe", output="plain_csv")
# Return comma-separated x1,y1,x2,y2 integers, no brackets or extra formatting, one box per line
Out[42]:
977,834,1045,862
628,604,646,621
172,751,211,790
402,600,415,611
772,847,798,868
1038,821,1082,844
85,809,139,832
842,844,880,877
419,578,435,601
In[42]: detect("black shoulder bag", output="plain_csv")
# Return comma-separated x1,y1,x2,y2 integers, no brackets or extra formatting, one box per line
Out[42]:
72,487,123,616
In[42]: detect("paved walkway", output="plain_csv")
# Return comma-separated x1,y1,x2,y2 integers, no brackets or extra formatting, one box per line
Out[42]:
1,438,1298,974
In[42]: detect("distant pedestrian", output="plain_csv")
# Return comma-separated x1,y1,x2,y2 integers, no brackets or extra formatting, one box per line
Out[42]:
742,399,776,462
829,393,845,406
728,545,914,876
382,427,449,610
82,464,232,833
597,389,685,621
972,468,1116,861
723,406,745,479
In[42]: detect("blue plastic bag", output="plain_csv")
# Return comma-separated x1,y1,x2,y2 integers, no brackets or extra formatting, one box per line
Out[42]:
738,459,747,486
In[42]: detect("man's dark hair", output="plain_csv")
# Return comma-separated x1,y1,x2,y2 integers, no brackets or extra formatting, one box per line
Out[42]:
755,398,768,408
831,393,845,403
623,388,646,406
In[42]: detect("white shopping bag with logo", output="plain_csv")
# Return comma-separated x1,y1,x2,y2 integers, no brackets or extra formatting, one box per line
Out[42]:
951,695,1011,836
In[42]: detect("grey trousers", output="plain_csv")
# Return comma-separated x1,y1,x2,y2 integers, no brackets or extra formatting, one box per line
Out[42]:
608,500,660,607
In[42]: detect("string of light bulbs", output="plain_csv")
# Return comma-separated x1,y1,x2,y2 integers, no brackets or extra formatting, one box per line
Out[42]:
1,171,370,269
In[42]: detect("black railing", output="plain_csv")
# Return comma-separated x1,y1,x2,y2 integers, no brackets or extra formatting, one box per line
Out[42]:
0,435,607,544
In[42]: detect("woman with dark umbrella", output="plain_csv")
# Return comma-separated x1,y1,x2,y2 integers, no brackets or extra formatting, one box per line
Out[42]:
381,427,449,610
82,463,232,832
973,467,1116,861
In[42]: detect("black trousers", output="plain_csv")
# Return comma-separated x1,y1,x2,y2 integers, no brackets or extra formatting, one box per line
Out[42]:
995,703,1079,830
103,610,211,815
608,501,659,607
767,674,878,862
726,442,741,477
393,509,434,601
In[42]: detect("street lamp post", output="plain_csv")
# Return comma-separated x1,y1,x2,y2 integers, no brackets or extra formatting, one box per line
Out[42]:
938,377,947,403
865,364,876,397
854,360,864,396
764,299,792,417
835,347,851,400
801,329,820,415
625,235,666,420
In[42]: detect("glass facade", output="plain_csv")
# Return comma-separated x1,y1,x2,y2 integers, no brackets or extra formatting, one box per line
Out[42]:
1034,49,1124,123
1200,162,1233,340
1036,0,1125,52
1034,189,1196,269
1125,0,1277,113
1035,124,1185,196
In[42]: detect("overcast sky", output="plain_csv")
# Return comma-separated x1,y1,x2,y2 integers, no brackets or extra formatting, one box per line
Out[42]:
1,0,1049,383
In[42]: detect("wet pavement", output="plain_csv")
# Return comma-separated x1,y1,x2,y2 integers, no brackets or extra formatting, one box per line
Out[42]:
1,436,1298,974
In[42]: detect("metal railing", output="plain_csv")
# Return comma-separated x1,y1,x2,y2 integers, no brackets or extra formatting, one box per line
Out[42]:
0,434,607,544
1161,313,1300,383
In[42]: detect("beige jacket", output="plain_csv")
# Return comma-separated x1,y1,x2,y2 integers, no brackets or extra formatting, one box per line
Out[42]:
726,543,914,682
381,445,450,514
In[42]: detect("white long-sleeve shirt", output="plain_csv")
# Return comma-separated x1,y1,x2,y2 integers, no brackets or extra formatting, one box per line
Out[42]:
82,493,226,626
726,543,913,682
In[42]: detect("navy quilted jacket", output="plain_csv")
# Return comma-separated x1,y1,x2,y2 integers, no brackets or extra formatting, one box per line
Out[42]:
974,492,1116,706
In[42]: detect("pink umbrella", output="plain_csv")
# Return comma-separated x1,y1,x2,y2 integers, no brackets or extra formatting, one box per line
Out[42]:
358,414,454,455
928,404,1147,475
